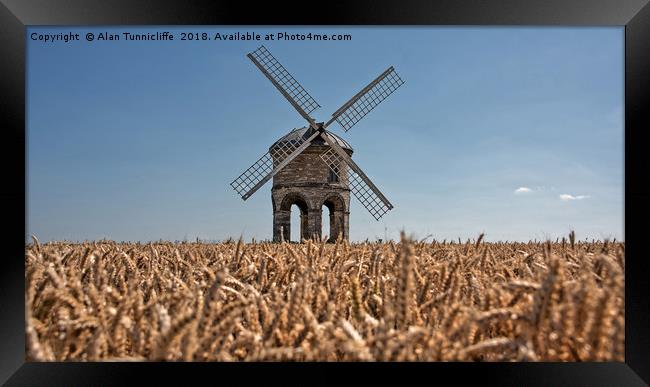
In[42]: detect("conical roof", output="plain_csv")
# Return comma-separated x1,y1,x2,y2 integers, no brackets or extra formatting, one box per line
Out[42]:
269,127,353,152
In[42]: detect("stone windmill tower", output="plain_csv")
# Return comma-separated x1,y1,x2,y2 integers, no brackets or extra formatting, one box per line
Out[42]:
269,127,353,242
230,46,404,242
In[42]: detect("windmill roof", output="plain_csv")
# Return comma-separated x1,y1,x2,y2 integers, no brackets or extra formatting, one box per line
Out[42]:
269,127,353,152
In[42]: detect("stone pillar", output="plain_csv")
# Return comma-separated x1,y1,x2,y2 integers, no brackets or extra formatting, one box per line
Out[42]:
273,209,290,242
299,210,309,241
328,211,337,242
328,210,344,242
307,207,322,241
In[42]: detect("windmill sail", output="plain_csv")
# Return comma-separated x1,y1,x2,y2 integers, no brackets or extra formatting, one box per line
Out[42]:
319,135,393,220
230,130,320,200
324,66,404,132
347,169,393,220
247,46,320,127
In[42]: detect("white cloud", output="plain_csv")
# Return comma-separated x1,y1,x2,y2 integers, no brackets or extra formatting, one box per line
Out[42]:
559,194,590,201
514,187,532,194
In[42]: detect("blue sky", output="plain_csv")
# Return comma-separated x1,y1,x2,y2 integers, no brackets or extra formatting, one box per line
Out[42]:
27,26,624,242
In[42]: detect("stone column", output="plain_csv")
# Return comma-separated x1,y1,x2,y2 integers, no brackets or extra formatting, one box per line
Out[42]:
329,210,348,241
328,211,337,242
307,207,322,241
273,210,290,242
299,210,309,241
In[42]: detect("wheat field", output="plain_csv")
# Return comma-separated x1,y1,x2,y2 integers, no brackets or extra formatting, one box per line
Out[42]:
25,232,624,362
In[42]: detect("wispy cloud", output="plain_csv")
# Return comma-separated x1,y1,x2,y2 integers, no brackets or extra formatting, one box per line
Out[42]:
514,187,532,194
559,194,590,201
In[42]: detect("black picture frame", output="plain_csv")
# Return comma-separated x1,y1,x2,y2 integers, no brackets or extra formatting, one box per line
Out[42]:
1,0,648,385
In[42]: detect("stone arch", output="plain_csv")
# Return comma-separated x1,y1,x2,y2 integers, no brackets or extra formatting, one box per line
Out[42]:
322,193,347,242
279,192,309,212
275,192,310,242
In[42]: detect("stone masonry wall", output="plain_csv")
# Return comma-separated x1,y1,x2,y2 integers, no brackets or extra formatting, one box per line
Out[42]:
271,143,352,242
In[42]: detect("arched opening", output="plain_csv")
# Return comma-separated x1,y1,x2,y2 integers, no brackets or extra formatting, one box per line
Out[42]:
279,193,309,243
323,194,345,243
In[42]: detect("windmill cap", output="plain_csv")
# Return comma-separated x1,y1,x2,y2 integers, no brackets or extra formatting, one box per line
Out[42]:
269,127,353,152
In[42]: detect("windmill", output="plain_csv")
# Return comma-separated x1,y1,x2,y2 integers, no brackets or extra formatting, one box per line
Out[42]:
230,46,404,242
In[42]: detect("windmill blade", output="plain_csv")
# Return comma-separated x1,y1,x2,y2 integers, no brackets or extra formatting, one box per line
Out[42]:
248,46,320,128
320,131,393,220
324,66,404,132
230,130,321,200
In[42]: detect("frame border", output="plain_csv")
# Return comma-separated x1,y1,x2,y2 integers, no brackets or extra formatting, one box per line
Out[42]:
1,0,648,385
